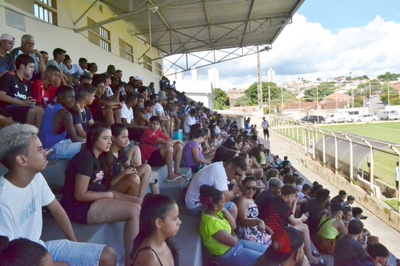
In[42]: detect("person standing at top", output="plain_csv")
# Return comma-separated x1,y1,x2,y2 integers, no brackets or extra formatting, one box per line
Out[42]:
244,117,251,134
261,117,269,141
396,161,400,198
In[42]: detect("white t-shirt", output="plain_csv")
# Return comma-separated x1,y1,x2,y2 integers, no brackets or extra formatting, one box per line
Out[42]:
154,102,164,116
262,121,269,129
215,125,221,134
121,103,134,124
183,115,196,134
47,59,69,74
396,166,400,181
68,64,84,76
0,172,55,243
106,86,114,98
185,162,229,209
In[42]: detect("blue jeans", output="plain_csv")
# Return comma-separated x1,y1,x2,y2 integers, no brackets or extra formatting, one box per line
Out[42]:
214,240,266,266
45,239,106,265
49,139,83,160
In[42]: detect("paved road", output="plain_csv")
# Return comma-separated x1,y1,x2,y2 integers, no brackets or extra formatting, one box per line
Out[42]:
260,130,400,262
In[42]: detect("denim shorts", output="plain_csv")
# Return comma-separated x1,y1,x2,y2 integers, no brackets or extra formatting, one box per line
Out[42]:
45,239,106,266
48,139,83,160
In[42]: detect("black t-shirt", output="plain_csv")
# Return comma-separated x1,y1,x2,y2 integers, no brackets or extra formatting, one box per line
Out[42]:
99,149,128,188
0,71,31,107
331,194,344,204
64,148,108,200
304,199,326,237
70,106,93,132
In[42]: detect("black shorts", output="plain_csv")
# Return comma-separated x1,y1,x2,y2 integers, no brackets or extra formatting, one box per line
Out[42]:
263,128,269,136
396,180,399,189
147,149,165,166
0,105,32,123
128,128,146,142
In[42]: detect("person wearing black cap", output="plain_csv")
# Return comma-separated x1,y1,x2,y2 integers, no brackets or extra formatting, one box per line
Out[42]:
254,227,306,266
314,202,347,255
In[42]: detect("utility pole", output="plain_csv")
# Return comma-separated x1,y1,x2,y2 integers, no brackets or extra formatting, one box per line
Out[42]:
268,85,271,114
256,46,263,114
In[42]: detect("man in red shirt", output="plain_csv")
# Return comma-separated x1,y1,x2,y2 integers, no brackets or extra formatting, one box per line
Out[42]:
30,65,59,107
140,116,185,182
261,185,325,265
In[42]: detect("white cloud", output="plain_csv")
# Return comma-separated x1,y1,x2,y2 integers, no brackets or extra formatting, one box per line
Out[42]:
164,14,400,90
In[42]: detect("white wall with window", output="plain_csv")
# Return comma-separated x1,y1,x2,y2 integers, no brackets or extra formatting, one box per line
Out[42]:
0,0,163,88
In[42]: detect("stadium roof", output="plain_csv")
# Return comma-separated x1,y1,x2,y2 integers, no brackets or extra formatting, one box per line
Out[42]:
76,0,304,71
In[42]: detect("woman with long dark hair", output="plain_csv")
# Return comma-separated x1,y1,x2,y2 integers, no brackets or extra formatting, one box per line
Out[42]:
62,122,141,265
131,194,181,266
199,185,266,266
101,123,159,198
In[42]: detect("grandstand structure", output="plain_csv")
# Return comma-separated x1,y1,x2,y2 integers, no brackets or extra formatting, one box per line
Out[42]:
1,0,303,83
0,0,306,264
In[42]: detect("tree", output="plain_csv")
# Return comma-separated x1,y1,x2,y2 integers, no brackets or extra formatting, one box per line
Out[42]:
213,88,230,110
303,83,335,102
380,85,399,104
377,72,400,81
353,96,364,107
356,80,381,97
243,82,294,106
234,96,251,107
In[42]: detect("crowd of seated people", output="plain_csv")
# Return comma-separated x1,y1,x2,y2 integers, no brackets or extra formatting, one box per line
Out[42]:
0,32,397,266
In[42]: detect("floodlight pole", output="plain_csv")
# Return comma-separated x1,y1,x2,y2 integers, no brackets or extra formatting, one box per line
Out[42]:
268,86,271,114
257,46,263,114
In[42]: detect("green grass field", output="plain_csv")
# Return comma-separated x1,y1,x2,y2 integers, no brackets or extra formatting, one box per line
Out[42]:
319,122,400,188
320,122,400,144
276,121,400,189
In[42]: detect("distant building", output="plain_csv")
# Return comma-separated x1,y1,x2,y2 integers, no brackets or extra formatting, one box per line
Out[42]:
268,67,275,83
191,68,198,81
176,80,214,109
208,68,220,88
320,92,352,109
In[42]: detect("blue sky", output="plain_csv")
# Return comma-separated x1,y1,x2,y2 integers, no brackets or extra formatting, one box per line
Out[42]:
298,0,400,32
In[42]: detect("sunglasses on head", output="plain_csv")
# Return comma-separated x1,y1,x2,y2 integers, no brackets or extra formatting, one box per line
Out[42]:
245,186,257,191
